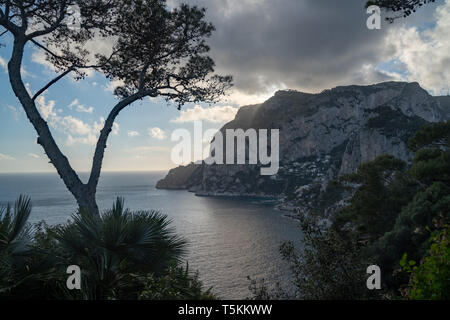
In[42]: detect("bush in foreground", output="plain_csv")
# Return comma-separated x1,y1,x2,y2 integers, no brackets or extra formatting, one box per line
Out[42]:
0,197,212,300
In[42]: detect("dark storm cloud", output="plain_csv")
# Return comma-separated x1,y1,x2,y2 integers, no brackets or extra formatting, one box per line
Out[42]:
180,0,397,95
171,0,442,99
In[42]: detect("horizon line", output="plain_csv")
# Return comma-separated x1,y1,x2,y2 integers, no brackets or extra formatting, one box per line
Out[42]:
0,169,170,174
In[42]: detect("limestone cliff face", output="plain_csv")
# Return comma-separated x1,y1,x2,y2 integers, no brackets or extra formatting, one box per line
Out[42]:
435,96,450,120
157,82,447,213
155,163,200,189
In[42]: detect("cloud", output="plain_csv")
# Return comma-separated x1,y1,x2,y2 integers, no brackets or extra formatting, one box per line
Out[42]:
68,99,79,109
68,99,94,113
62,115,93,135
76,105,94,113
36,95,118,146
65,117,119,145
383,0,450,95
6,105,20,120
25,0,403,106
28,153,40,159
32,49,76,78
0,56,26,78
66,134,97,146
24,83,33,96
170,0,445,104
36,95,57,122
0,153,14,160
148,127,166,140
65,115,118,146
112,122,120,135
31,39,104,78
31,50,54,70
127,130,140,137
30,31,117,81
20,65,32,78
0,56,7,72
104,79,125,93
16,0,449,112
171,105,238,123
177,0,396,100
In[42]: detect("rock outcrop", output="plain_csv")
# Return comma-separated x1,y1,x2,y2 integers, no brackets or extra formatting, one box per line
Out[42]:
157,82,448,217
435,96,450,120
155,163,200,189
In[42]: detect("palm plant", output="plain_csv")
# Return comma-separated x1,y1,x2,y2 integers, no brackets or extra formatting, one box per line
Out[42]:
0,196,37,295
0,195,32,254
0,196,32,291
0,196,69,299
0,196,191,300
55,198,187,299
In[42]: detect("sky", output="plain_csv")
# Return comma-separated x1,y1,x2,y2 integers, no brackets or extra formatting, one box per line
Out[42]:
0,0,449,175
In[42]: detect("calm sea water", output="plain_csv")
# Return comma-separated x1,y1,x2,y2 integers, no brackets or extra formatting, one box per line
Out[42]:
0,171,303,299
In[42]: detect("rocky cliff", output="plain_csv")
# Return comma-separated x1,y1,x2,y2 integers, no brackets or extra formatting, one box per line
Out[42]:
155,163,200,189
435,96,450,119
157,82,448,216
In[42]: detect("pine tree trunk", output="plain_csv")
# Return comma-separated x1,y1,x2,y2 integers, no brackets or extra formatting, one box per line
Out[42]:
8,37,101,217
75,187,100,216
8,36,145,218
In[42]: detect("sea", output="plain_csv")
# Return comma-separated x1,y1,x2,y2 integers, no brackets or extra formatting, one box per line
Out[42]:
0,171,303,299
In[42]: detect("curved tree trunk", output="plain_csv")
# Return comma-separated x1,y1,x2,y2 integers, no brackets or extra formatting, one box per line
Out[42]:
88,93,146,190
7,37,100,216
7,37,148,217
77,188,99,216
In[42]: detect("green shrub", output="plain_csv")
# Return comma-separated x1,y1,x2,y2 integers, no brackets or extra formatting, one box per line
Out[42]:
140,263,215,300
400,225,450,300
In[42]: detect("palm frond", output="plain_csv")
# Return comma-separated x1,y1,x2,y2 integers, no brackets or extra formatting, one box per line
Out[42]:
0,195,32,253
52,197,188,298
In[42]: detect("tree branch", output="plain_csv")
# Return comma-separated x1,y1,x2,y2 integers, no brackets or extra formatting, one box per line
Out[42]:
30,38,118,69
0,1,20,35
87,89,157,191
32,68,73,101
26,0,67,39
138,62,151,90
